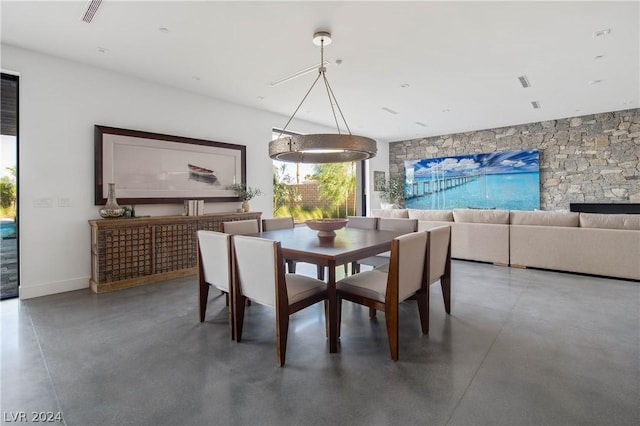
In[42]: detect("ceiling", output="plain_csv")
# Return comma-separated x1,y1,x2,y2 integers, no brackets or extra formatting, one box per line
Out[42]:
1,1,638,143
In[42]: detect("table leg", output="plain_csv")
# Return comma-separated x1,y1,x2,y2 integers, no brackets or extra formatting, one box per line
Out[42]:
327,261,338,353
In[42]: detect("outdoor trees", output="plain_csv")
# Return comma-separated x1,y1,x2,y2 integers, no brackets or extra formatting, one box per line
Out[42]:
313,162,356,217
0,166,16,219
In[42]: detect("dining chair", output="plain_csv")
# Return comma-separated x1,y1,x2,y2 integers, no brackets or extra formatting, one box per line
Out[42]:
262,217,297,273
354,217,418,273
220,219,260,235
336,225,451,361
231,235,328,367
196,230,234,338
343,216,378,275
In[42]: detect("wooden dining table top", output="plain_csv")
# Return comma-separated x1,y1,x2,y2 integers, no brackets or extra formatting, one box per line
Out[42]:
257,226,402,266
255,225,404,353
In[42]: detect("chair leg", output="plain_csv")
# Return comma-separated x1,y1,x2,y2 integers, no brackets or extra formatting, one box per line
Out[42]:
199,282,210,323
352,262,360,274
317,265,325,281
416,290,430,334
385,304,399,361
441,276,451,314
369,307,377,318
234,295,247,342
287,259,296,274
276,309,289,367
343,263,349,276
337,297,342,338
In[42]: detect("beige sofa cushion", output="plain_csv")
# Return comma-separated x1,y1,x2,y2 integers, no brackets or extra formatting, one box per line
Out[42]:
370,209,409,218
579,213,640,230
408,209,453,221
453,209,510,224
510,210,579,227
510,226,640,280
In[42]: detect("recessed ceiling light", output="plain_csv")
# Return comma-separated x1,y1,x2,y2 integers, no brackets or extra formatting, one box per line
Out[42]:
594,55,605,60
415,122,428,127
593,28,612,37
256,96,265,100
192,76,201,81
97,46,109,54
442,109,451,113
400,83,410,88
588,79,604,85
531,101,541,109
159,27,170,33
381,107,398,115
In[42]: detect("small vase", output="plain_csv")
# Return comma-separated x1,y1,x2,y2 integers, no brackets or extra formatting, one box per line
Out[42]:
99,183,125,218
241,201,250,212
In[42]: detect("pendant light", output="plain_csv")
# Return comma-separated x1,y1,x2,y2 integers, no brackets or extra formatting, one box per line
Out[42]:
268,32,377,164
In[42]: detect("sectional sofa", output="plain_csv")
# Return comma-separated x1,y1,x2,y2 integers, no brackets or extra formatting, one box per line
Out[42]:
370,208,640,281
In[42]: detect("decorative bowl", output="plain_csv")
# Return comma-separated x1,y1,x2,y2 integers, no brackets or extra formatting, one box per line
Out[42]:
305,218,349,239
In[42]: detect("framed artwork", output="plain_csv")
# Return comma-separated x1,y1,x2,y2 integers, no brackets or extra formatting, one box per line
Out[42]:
373,171,386,191
95,125,246,204
404,149,540,210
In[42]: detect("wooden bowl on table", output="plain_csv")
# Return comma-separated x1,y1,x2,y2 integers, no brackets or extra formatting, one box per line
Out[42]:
305,219,348,240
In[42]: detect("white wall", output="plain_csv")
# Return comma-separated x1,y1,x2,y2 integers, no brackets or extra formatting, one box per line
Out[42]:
2,44,342,299
366,142,389,214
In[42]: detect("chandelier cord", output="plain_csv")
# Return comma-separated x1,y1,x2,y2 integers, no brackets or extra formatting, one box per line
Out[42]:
323,75,352,135
276,71,322,140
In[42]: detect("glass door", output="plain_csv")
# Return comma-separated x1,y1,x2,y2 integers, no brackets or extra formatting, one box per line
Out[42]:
1,73,19,299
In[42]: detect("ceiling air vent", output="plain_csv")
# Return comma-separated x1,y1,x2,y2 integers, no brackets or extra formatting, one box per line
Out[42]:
518,75,531,88
81,0,102,23
531,101,541,109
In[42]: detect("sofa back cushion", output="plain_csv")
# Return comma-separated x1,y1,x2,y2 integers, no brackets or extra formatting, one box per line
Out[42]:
407,209,453,222
510,210,579,227
579,213,640,230
370,209,409,218
453,209,510,224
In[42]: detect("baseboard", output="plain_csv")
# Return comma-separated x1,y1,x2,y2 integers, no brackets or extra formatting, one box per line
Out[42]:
19,276,90,300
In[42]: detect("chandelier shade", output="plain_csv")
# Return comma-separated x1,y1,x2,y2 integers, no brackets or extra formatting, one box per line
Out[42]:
268,32,377,163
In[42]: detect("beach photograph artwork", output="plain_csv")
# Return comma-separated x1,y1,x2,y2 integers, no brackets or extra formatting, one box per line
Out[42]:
404,149,540,210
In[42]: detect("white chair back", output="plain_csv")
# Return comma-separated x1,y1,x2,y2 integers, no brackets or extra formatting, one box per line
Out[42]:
262,217,294,231
232,235,279,308
394,231,428,302
346,216,377,230
377,217,418,233
197,231,231,292
222,219,259,235
427,226,451,285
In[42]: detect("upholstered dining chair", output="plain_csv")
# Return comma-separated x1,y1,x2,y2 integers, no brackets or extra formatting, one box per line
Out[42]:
196,230,234,338
344,216,378,275
231,235,328,367
354,217,418,273
221,219,260,235
336,225,451,361
262,217,297,273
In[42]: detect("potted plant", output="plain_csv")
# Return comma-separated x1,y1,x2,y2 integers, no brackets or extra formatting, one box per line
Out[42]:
377,176,405,208
228,183,263,212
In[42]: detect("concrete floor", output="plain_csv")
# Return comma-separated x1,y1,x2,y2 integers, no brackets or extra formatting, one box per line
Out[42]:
1,261,638,426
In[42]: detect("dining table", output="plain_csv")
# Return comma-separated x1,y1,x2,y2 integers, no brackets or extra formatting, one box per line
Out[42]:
256,225,405,353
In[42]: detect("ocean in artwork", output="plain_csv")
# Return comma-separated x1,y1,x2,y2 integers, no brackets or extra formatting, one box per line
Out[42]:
404,149,540,211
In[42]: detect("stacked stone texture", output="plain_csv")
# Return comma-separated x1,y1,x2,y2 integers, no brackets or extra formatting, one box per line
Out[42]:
389,108,640,211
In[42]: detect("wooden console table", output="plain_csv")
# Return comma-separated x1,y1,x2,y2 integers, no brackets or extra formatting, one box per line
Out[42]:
89,211,261,293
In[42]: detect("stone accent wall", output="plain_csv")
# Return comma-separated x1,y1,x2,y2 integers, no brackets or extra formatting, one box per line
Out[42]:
389,108,640,210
